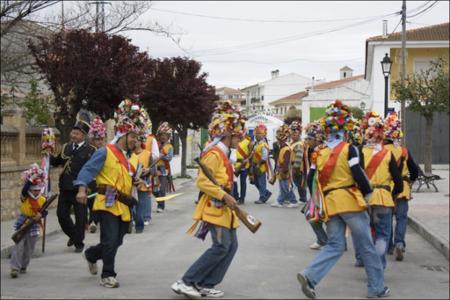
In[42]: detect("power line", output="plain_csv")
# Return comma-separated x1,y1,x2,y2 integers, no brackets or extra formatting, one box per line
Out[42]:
202,57,364,65
407,1,438,18
191,12,400,57
151,7,400,24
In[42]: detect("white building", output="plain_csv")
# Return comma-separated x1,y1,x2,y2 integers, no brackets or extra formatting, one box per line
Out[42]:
301,68,370,125
241,70,313,116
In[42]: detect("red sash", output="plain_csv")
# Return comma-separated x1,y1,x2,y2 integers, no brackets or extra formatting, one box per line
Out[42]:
204,146,233,188
365,147,389,180
319,142,346,189
236,144,247,159
106,144,136,176
29,197,41,214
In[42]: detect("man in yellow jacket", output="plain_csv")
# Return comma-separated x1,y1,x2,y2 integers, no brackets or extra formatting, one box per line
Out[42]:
252,124,273,204
297,100,389,299
171,100,246,299
355,112,403,270
74,99,148,288
384,112,419,261
232,133,253,204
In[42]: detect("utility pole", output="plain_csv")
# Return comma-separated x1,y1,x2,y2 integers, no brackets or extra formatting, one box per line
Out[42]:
89,1,110,33
61,1,64,31
95,1,99,33
400,0,407,145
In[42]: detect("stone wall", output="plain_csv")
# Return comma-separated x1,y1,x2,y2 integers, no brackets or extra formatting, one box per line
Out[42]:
1,165,62,221
1,106,62,221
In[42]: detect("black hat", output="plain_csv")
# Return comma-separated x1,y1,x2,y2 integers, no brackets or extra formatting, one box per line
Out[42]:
73,120,91,135
73,109,92,135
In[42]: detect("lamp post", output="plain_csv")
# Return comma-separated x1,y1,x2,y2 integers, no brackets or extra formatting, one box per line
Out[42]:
381,53,392,117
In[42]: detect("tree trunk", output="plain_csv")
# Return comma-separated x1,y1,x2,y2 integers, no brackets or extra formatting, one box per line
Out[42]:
424,116,433,173
179,128,188,178
55,117,74,144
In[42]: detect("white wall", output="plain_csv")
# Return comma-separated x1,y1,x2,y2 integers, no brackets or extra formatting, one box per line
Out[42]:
369,45,393,116
301,80,370,125
261,73,311,112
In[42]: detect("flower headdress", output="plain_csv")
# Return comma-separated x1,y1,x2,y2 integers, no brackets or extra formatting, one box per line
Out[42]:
289,120,302,133
384,111,403,141
276,124,291,142
362,111,384,142
305,121,325,143
41,127,56,154
21,163,46,189
319,100,354,135
156,121,173,140
113,98,147,136
88,117,106,139
208,100,246,138
348,117,363,145
254,123,267,136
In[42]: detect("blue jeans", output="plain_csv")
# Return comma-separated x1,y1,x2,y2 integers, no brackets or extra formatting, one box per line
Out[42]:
232,169,248,202
254,173,271,202
354,207,392,269
157,176,167,210
182,226,238,288
388,200,409,251
293,173,307,202
144,194,152,222
133,191,150,231
277,179,297,204
303,211,385,296
310,222,328,246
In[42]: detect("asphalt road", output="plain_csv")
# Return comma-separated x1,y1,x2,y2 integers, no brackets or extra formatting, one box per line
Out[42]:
1,179,449,299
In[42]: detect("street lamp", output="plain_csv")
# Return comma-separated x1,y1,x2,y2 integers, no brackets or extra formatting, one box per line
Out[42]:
381,53,392,117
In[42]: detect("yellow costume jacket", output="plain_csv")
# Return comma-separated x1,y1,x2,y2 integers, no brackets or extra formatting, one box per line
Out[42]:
192,146,239,229
362,146,395,208
316,142,367,218
93,145,138,222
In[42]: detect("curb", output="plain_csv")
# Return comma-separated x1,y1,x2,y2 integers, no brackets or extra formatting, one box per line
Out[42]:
408,215,449,261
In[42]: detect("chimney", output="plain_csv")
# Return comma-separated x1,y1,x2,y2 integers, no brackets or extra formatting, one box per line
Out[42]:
382,20,388,38
271,69,279,79
311,76,315,92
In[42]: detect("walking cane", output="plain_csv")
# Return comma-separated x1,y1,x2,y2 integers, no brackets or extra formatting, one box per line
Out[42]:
41,153,51,253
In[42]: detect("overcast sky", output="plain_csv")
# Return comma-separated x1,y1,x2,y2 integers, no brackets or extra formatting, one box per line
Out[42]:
44,1,450,89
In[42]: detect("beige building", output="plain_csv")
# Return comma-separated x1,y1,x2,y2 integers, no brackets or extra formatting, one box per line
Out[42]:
215,87,245,108
269,91,308,120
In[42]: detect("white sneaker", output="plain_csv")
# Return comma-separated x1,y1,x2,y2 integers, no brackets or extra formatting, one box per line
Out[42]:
286,203,300,208
199,287,225,298
271,202,283,208
144,221,150,226
171,280,201,298
156,208,163,213
309,242,322,250
100,276,119,288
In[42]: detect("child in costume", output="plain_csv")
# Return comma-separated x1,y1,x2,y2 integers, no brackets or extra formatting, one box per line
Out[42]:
10,164,47,278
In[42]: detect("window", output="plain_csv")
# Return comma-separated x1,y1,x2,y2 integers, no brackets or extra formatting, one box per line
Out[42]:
414,57,436,77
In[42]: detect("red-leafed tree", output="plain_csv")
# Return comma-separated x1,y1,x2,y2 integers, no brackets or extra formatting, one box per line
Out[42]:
141,57,218,177
29,29,150,141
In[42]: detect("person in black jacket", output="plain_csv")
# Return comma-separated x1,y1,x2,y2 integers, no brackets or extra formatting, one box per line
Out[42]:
51,120,96,252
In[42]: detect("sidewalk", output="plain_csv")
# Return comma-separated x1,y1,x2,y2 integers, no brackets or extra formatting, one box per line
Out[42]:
1,169,196,259
408,168,449,260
